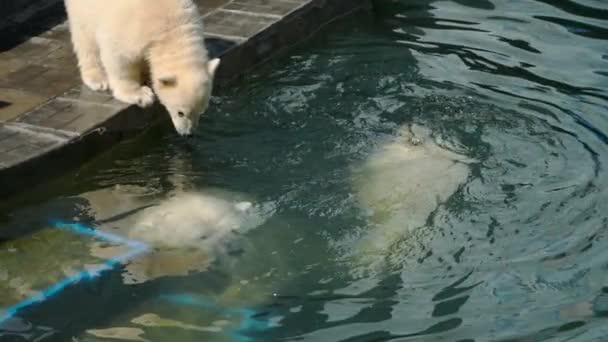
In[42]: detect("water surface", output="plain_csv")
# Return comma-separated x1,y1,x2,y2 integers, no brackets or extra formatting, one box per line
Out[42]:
1,0,608,340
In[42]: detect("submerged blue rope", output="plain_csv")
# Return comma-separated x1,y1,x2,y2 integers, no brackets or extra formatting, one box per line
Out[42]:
160,293,270,341
0,221,150,324
0,221,270,340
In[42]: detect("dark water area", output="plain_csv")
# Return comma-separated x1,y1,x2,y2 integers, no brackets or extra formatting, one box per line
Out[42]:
1,0,608,341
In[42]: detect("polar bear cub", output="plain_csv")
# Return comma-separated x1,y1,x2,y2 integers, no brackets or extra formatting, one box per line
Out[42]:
64,0,220,136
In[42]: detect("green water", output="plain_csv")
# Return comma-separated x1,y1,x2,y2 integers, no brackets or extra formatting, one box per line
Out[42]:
2,0,608,340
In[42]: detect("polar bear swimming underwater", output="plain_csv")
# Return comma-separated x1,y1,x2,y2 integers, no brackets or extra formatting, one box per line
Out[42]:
349,124,476,273
80,187,272,285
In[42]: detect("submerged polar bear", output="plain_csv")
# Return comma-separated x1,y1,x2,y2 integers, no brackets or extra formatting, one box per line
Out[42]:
81,186,272,285
350,124,476,272
128,193,257,250
122,192,272,285
64,0,220,136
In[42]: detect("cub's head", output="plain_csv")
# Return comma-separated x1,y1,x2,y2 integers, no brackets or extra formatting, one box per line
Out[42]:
153,58,220,137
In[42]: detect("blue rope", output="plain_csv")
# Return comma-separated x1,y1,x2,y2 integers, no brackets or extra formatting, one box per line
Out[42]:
160,293,270,341
0,221,149,324
1,221,270,341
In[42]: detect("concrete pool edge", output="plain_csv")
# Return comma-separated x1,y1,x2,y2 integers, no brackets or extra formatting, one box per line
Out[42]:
0,0,371,199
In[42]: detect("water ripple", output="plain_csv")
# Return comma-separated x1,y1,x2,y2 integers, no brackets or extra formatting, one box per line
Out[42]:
2,0,608,341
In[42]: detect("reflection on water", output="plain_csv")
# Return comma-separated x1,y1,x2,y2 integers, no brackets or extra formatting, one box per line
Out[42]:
2,0,608,340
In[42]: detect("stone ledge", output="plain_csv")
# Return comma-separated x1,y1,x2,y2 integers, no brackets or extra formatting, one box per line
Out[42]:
0,0,370,199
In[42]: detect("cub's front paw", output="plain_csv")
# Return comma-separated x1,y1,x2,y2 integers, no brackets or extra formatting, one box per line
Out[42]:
82,72,110,92
113,86,155,107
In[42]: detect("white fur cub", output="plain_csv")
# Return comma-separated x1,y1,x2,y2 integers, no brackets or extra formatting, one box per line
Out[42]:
64,0,220,136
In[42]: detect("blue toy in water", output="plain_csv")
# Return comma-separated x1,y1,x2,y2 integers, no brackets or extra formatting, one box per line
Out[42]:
1,221,270,341
0,220,150,323
160,293,271,341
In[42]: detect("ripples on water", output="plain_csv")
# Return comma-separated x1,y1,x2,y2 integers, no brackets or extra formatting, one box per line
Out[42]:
2,0,608,341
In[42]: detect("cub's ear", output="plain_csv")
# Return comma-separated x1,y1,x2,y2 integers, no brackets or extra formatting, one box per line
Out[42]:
158,76,177,87
206,58,220,76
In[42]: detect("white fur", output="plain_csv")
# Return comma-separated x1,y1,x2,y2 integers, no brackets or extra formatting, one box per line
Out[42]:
82,186,272,285
128,193,256,249
349,124,475,272
64,0,220,136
